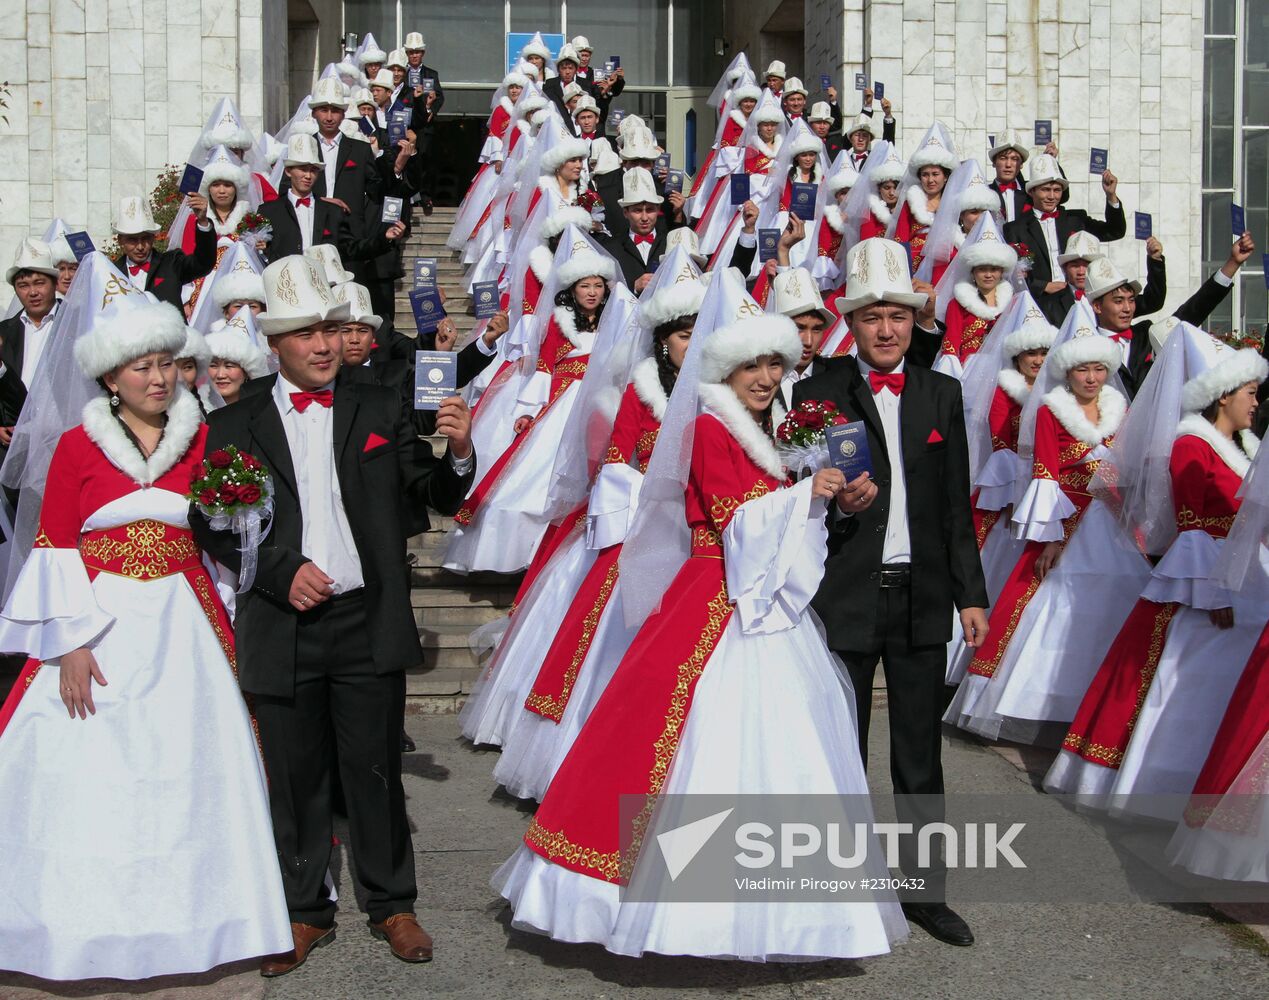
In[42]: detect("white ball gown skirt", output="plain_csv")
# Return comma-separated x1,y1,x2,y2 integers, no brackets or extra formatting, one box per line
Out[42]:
0,493,291,981
945,512,1024,685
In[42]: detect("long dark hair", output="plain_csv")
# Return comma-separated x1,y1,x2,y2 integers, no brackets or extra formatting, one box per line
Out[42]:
651,314,696,396
1201,393,1255,457
554,282,609,332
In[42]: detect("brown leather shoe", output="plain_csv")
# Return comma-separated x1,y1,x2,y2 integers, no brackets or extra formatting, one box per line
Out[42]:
369,913,434,962
259,921,336,977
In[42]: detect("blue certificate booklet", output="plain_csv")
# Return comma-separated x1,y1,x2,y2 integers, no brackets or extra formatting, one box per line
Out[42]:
1134,212,1152,240
664,169,685,194
414,351,457,410
472,280,500,318
413,257,438,288
789,182,817,218
825,420,874,480
179,163,204,195
730,173,750,207
409,286,445,335
758,228,780,262
65,231,95,261
1089,148,1108,174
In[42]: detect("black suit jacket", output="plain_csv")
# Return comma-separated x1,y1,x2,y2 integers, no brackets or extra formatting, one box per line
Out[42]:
111,224,217,308
857,108,897,143
190,372,474,696
312,133,385,236
0,315,29,434
1038,253,1167,328
405,65,445,133
597,228,666,287
257,195,393,264
792,357,988,650
1004,201,1127,295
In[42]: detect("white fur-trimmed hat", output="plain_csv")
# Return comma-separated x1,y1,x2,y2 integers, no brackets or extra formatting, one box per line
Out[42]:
541,136,591,174
1002,305,1058,358
957,181,1005,215
541,206,595,240
72,258,188,378
48,234,78,267
520,35,551,62
502,71,529,90
732,83,762,103
200,98,254,152
556,250,616,288
961,230,1018,270
212,270,266,310
1047,325,1123,375
200,144,249,195
357,33,388,67
871,152,906,185
700,315,802,384
332,280,383,331
206,307,271,378
751,103,785,126
786,130,824,158
1181,344,1268,413
639,279,707,330
176,325,212,366
827,171,857,194
909,135,958,172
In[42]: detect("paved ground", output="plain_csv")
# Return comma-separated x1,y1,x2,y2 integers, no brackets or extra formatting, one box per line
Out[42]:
2,708,1266,1000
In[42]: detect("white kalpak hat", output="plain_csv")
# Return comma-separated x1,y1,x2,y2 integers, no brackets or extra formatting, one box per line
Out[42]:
572,94,600,118
618,167,660,207
404,32,426,51
1084,255,1142,302
112,195,160,235
699,315,802,384
989,129,1030,164
385,48,408,70
1001,303,1058,358
72,257,187,378
283,133,323,168
200,97,254,152
846,113,878,140
1180,334,1268,413
304,244,355,286
1057,230,1104,266
770,267,834,324
332,281,383,331
561,81,584,104
620,128,661,161
782,76,808,98
368,69,395,91
348,87,375,109
6,238,59,283
764,60,787,80
835,238,930,315
571,36,593,53
807,101,834,124
256,255,352,336
176,325,212,367
200,144,249,195
556,43,581,67
357,32,388,66
960,227,1018,270
663,227,707,266
617,114,647,139
206,306,271,378
308,77,348,110
556,249,616,288
1024,153,1068,192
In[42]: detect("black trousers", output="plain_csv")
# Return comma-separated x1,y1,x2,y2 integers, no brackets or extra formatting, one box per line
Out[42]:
835,582,948,900
252,591,415,926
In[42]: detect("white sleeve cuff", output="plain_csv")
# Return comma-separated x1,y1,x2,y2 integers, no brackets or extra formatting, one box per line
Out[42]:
737,231,757,248
449,451,475,476
586,463,644,550
475,330,499,356
1010,478,1077,542
0,549,115,660
1214,269,1234,288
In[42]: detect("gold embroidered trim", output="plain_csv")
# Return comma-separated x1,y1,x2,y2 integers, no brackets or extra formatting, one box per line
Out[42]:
79,519,200,581
1176,506,1236,533
969,575,1040,678
524,816,622,882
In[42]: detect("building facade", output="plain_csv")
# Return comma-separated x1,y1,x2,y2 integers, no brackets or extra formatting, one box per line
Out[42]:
0,0,1262,329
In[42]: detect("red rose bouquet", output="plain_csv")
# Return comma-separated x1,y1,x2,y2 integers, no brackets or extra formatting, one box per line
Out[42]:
187,446,274,591
776,399,848,476
1009,241,1034,272
235,211,273,249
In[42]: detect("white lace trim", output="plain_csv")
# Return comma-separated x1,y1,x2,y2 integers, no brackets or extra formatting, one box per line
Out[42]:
697,383,785,479
1041,384,1127,447
80,388,202,487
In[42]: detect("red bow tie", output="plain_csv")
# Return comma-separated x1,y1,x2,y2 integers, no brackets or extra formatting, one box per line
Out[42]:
998,180,1019,191
581,132,597,140
868,371,905,395
128,260,151,276
1074,289,1085,300
1037,209,1058,221
632,233,655,246
294,196,312,208
1107,330,1131,344
290,389,334,412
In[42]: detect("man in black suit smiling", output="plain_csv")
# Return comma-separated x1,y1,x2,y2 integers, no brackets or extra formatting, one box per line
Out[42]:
793,237,989,948
191,254,475,976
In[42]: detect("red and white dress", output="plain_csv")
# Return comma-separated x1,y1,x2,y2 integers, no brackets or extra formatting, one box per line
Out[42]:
695,136,781,257
492,386,906,960
1046,420,1265,820
891,187,936,273
0,390,290,980
687,108,746,207
448,98,518,253
934,283,1013,380
810,202,847,288
946,384,1152,742
859,194,894,241
492,360,666,799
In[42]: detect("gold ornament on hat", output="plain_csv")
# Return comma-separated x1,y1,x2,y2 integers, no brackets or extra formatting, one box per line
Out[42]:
852,246,870,283
307,263,332,303
735,300,761,318
275,264,300,307
980,229,999,242
1074,324,1093,338
882,245,903,282
1025,306,1045,321
785,272,804,298
101,274,138,308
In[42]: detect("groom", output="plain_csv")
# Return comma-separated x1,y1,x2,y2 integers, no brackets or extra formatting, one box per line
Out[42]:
793,238,989,946
192,254,476,975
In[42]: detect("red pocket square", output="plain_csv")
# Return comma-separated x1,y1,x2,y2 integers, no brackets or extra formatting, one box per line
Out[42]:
152,276,164,286
927,429,944,444
322,228,332,237
344,158,357,168
364,432,390,453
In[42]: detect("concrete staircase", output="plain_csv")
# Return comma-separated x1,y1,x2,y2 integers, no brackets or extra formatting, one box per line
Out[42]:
400,205,522,713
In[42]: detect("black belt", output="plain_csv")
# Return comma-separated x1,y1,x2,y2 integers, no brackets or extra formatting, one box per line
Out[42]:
877,564,911,589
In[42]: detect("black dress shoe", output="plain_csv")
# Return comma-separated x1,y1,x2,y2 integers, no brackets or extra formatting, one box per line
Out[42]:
422,198,434,217
901,902,974,946
400,729,416,753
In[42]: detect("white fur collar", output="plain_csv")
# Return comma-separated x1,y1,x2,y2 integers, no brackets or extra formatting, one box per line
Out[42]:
516,120,532,135
528,245,554,283
954,281,1013,321
729,109,747,130
81,388,202,487
868,195,892,225
1175,413,1258,478
953,229,966,248
552,305,595,351
697,383,785,479
631,357,668,421
537,176,579,202
212,201,250,238
997,368,1032,406
499,96,516,117
906,185,936,227
824,203,845,234
751,137,780,159
1041,384,1127,447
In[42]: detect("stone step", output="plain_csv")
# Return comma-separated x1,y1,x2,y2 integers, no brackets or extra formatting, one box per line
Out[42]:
409,564,523,591
415,602,506,628
421,622,483,650
413,584,517,608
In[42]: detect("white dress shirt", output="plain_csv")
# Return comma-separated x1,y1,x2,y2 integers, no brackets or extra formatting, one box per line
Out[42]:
273,374,365,594
629,232,653,265
856,357,911,564
1032,207,1061,280
18,301,59,387
319,132,342,195
779,362,815,413
289,189,316,251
